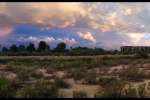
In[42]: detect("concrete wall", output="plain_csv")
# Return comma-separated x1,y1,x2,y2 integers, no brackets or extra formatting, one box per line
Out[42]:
120,46,150,52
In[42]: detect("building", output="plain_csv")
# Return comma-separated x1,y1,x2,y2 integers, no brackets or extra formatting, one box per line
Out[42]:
120,46,150,52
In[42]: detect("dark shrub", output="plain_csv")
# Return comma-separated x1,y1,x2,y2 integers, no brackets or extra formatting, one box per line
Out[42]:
133,52,148,59
0,77,15,98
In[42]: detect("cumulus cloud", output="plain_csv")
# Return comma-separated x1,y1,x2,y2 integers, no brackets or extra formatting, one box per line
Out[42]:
17,36,78,47
140,25,145,27
2,2,150,49
126,33,145,45
1,2,150,35
0,2,83,35
77,32,96,43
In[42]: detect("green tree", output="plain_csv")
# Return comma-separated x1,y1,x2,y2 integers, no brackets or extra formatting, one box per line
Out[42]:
37,41,47,52
46,44,50,50
70,46,72,51
94,47,105,55
2,46,9,53
18,45,26,52
26,43,36,53
56,42,66,53
10,44,18,52
65,49,70,55
44,45,52,55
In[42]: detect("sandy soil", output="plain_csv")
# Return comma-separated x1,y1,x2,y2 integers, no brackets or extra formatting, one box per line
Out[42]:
59,79,100,98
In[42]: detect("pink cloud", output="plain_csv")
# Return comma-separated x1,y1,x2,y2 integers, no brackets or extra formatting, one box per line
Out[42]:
77,32,96,43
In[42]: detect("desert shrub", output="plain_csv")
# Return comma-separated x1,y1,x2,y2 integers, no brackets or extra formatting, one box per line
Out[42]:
85,72,97,85
138,63,144,68
123,83,137,98
122,51,133,55
86,60,100,69
4,65,15,72
19,84,40,98
30,71,44,79
71,67,87,82
101,56,114,60
86,63,94,69
119,66,147,82
0,58,8,64
8,78,21,91
4,61,18,72
147,82,150,95
81,58,93,62
19,80,59,98
109,60,118,67
16,68,31,82
65,67,72,73
121,65,126,70
7,61,16,66
146,72,150,79
73,90,88,98
138,83,147,98
122,59,132,65
100,66,109,73
46,67,55,74
113,68,118,72
130,61,138,67
94,80,137,98
54,76,70,88
14,66,25,73
138,69,147,78
0,77,15,98
110,51,118,55
133,52,148,59
57,90,66,98
98,76,117,88
145,64,150,70
110,68,118,75
36,80,59,98
63,72,73,79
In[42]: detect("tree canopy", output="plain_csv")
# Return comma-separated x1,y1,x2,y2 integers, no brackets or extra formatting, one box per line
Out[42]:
10,44,18,52
26,43,36,53
55,42,66,53
37,41,47,52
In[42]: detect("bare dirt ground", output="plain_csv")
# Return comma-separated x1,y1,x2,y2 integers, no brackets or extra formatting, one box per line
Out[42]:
59,79,100,98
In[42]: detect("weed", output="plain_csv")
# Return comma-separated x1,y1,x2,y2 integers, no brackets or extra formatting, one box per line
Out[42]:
0,77,16,98
73,90,88,98
30,70,44,79
54,76,70,88
138,83,147,98
85,72,97,85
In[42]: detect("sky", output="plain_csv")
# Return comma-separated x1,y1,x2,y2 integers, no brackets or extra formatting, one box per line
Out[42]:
1,2,150,50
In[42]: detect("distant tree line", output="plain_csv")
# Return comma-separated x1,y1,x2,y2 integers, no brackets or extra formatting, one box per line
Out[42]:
0,41,144,56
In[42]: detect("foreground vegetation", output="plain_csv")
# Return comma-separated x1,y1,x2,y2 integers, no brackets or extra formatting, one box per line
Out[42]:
0,53,150,98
